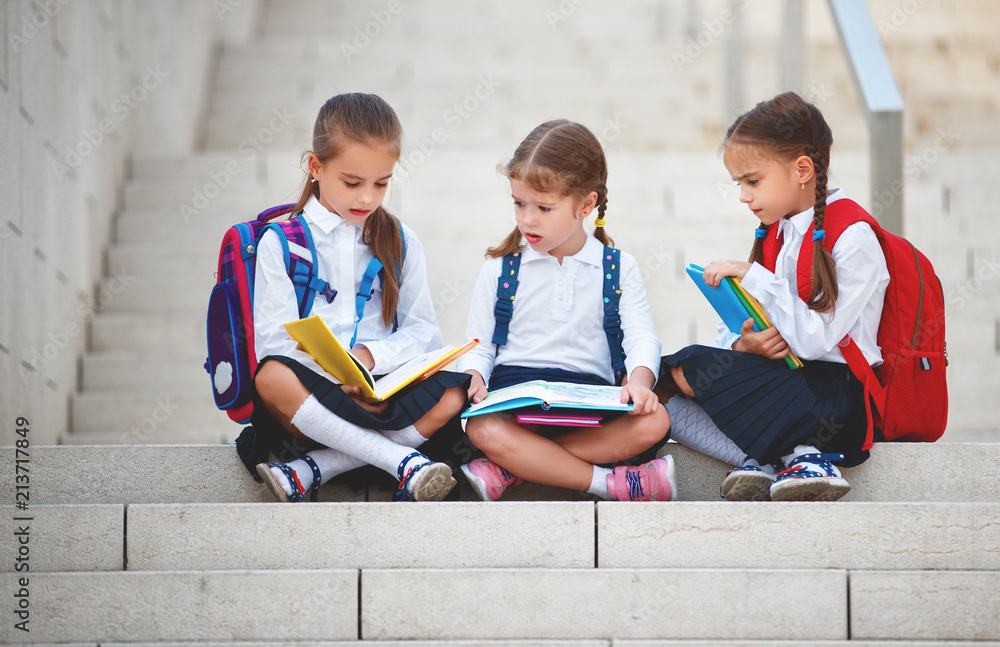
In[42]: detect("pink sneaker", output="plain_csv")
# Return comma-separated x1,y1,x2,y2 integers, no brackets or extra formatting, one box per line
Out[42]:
606,456,677,501
461,458,524,501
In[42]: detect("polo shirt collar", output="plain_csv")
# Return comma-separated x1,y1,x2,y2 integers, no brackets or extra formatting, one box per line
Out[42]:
520,234,605,267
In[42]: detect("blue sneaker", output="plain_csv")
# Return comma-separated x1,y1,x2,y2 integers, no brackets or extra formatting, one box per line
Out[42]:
769,453,850,502
720,465,775,501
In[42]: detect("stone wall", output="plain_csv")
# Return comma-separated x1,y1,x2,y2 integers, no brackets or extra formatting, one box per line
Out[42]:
0,0,260,444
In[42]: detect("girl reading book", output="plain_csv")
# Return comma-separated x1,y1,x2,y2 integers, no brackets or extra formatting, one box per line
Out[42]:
249,93,469,502
659,92,889,502
456,119,674,502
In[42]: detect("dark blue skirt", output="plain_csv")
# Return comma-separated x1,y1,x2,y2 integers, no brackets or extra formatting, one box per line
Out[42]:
237,355,472,487
661,345,870,467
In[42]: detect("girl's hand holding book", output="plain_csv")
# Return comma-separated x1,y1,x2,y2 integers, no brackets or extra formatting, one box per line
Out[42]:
340,384,389,414
466,370,488,404
702,260,752,288
733,318,791,360
620,367,660,416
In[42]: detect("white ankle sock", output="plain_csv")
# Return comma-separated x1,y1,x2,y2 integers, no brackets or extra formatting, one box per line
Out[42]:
587,466,613,500
781,444,820,466
665,396,748,467
289,395,428,479
743,457,777,475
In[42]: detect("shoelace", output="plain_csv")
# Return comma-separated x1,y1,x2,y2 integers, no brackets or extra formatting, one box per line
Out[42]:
775,453,845,479
625,470,644,499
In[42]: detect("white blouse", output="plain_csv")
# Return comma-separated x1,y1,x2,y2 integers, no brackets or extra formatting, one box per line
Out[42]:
253,196,443,377
713,189,890,365
458,234,662,386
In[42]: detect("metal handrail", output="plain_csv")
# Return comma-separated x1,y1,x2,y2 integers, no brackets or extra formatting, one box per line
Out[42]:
826,0,905,234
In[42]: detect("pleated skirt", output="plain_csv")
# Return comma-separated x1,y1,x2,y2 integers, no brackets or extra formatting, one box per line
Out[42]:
661,345,870,467
236,355,472,489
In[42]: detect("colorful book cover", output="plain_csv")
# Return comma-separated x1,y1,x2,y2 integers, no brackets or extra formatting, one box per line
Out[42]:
686,264,802,369
284,315,479,402
462,380,633,418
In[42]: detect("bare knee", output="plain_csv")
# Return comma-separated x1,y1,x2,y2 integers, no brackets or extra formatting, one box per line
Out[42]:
254,360,309,427
671,364,695,397
633,405,671,449
465,414,516,457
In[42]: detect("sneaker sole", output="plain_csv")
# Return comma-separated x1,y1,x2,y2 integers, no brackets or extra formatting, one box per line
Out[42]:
770,476,851,502
412,463,457,502
255,463,296,503
722,472,774,502
662,455,678,501
460,463,494,502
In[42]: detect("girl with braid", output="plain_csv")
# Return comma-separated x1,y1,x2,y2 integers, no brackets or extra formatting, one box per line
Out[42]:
456,119,673,502
659,92,889,502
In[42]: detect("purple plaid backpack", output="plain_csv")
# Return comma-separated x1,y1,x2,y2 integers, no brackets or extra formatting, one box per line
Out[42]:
205,204,332,423
206,204,406,424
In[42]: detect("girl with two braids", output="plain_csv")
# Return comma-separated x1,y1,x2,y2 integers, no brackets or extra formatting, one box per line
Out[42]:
251,93,470,502
457,120,673,502
660,92,890,502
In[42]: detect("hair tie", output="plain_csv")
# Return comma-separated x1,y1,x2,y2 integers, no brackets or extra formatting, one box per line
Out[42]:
812,229,826,242
754,226,768,239
594,217,607,228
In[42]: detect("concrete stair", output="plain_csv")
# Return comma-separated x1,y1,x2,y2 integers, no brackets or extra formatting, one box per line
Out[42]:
3,443,1000,643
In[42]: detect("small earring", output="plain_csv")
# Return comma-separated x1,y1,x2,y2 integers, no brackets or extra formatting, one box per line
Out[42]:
801,183,805,190
311,177,318,184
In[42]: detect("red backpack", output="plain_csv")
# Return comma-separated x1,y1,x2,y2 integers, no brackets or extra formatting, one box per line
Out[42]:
760,198,948,449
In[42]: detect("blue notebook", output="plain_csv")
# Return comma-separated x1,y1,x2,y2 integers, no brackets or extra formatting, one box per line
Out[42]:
685,263,761,334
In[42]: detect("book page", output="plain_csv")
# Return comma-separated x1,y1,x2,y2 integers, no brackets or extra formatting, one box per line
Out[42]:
465,380,630,415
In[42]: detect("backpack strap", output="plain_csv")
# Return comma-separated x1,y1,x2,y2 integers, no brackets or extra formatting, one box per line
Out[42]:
491,250,523,345
265,217,336,319
760,199,887,451
490,246,627,383
353,219,408,347
602,246,627,383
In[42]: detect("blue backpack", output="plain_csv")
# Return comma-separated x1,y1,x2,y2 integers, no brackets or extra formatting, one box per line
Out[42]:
205,203,404,423
491,246,627,384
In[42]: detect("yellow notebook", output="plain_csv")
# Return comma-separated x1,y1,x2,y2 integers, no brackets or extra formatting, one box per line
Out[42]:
284,315,479,402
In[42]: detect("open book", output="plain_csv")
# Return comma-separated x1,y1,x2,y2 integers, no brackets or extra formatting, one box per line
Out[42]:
284,315,479,402
686,263,803,369
462,380,633,419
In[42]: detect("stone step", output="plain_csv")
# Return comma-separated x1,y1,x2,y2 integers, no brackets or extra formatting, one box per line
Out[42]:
123,501,1000,573
95,276,214,314
3,443,998,506
4,566,996,643
0,570,358,644
90,313,204,352
69,389,229,440
81,351,209,391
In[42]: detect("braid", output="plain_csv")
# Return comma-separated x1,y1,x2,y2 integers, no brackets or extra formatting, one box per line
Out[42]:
807,148,839,313
592,184,615,248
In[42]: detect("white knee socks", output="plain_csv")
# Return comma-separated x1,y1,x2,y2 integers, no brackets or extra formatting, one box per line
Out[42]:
288,395,428,480
285,424,428,491
665,395,748,467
